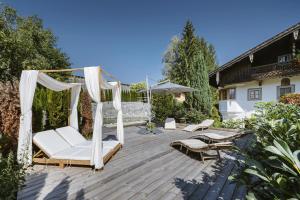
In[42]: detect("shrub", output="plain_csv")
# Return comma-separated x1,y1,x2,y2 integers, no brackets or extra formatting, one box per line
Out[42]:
211,106,221,127
184,108,206,123
231,102,300,199
0,82,20,149
221,119,244,129
79,91,93,138
152,94,175,124
280,93,300,106
0,151,26,199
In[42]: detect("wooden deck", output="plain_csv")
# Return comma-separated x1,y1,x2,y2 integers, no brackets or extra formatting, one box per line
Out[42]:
18,126,249,200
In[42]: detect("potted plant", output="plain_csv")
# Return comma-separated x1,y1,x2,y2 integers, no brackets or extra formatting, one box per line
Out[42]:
146,122,156,134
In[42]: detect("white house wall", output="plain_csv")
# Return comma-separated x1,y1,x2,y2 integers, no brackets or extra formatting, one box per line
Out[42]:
220,75,300,120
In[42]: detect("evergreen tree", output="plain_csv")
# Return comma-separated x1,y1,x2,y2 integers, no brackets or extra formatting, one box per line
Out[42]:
163,21,212,115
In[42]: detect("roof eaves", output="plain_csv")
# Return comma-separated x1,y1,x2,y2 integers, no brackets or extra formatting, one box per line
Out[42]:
209,22,300,77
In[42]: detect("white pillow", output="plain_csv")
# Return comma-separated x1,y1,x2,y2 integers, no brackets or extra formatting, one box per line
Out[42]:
56,126,87,146
33,130,71,157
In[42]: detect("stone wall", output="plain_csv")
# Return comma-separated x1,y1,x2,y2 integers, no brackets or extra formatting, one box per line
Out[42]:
93,102,150,124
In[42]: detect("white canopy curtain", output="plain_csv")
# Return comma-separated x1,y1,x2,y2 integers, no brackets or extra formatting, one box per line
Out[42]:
111,82,124,145
17,70,81,165
84,67,124,169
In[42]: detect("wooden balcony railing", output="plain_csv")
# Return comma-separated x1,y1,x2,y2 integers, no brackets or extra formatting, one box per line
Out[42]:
251,61,300,79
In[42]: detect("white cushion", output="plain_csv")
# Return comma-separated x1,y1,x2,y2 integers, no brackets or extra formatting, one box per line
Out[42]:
52,141,119,160
165,118,176,129
201,119,214,127
52,147,91,160
175,139,208,149
56,126,87,146
76,141,92,148
103,140,119,149
33,130,72,157
183,119,214,132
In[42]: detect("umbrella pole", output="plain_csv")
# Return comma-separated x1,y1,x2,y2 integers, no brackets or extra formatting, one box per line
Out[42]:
146,75,151,123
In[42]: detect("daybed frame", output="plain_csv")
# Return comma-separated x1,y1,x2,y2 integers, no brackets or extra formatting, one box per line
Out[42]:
33,143,122,169
31,67,122,169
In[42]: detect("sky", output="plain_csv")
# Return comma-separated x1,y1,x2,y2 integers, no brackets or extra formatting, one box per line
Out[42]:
3,0,300,84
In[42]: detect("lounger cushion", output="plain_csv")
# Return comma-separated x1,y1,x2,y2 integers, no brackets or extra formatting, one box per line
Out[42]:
56,126,87,146
165,118,176,129
174,139,209,149
183,119,214,132
197,132,238,140
33,130,72,157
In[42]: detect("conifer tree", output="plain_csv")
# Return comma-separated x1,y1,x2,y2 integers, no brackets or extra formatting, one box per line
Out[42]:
164,21,212,115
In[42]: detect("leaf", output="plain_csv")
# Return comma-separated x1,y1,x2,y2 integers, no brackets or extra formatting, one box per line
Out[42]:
265,146,283,157
246,192,257,200
244,168,269,182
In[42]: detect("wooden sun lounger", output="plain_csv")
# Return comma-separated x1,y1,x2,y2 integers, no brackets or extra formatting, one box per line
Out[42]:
170,139,232,161
183,119,215,132
190,131,248,143
32,130,121,169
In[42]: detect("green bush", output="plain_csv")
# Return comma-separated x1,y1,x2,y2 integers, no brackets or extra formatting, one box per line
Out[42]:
231,102,300,199
211,106,221,127
0,152,26,199
184,108,206,123
152,94,175,124
221,119,244,129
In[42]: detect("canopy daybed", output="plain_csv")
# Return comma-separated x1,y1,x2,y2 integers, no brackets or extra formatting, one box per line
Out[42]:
17,66,124,169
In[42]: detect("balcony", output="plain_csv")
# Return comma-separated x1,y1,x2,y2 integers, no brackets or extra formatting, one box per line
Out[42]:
251,61,300,79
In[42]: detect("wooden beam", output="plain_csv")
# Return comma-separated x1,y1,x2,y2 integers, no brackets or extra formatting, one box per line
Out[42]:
39,68,86,73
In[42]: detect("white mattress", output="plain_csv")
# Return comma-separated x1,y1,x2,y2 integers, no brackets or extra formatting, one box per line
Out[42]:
51,140,120,160
33,130,72,157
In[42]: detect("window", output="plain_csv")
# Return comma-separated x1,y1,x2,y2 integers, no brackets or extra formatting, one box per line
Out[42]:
248,88,262,101
219,88,236,100
277,78,295,98
228,88,236,100
281,78,290,86
277,85,295,98
278,54,292,63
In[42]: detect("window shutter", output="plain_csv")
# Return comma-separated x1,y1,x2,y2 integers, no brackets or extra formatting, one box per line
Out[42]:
291,84,295,93
277,86,280,99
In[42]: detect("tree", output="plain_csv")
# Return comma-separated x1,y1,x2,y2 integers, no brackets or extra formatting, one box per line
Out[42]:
0,5,71,149
0,5,70,84
163,21,213,115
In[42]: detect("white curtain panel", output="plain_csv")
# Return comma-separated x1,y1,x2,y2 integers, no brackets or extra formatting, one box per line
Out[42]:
84,66,104,169
111,82,124,145
17,70,81,165
70,85,81,130
17,70,39,165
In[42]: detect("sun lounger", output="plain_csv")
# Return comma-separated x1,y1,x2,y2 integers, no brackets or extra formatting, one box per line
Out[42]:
183,119,214,132
164,118,176,130
56,126,120,149
170,139,232,161
32,130,121,168
190,131,245,143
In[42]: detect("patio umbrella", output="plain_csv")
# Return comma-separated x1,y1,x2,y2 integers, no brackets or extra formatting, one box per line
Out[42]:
149,80,196,94
140,79,196,124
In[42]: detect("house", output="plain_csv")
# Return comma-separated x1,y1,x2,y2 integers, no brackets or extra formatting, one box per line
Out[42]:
209,22,300,120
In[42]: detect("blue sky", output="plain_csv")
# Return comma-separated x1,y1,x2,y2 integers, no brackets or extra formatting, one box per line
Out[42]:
3,0,300,83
